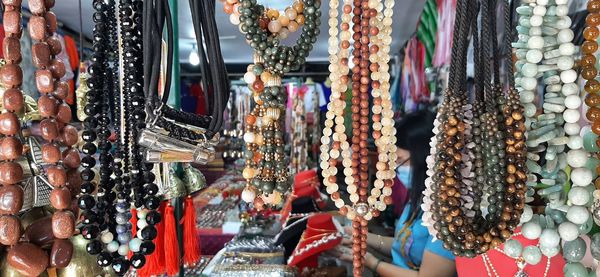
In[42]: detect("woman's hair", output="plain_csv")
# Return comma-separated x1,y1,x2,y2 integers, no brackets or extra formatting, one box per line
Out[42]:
395,109,435,220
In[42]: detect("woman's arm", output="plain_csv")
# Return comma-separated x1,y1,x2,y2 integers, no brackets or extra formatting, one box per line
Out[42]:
365,251,456,277
366,232,394,254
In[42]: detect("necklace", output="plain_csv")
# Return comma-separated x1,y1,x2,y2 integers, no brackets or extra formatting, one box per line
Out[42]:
481,233,551,277
513,1,591,272
223,0,321,205
587,1,600,227
320,0,396,275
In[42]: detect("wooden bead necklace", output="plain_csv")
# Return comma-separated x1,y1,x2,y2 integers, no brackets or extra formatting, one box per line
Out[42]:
422,0,526,257
320,0,396,275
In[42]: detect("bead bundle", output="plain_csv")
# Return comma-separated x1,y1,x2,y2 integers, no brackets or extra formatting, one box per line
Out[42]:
223,0,306,40
510,0,593,270
422,0,527,257
320,0,396,275
222,0,321,205
78,0,161,275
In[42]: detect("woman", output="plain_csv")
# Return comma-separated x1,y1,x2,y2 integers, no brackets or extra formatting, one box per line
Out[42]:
335,110,456,277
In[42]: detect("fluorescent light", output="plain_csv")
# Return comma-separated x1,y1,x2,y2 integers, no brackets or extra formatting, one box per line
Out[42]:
189,44,200,66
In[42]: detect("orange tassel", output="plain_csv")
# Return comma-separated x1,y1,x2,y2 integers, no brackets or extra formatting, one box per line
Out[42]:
129,209,138,259
164,203,180,276
183,196,200,266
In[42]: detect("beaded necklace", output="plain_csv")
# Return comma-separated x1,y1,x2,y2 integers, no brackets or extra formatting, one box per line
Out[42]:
423,0,526,257
222,0,321,206
320,0,396,275
512,0,591,271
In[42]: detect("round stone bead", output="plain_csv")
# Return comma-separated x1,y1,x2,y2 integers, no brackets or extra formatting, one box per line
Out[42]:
557,56,575,71
568,187,590,206
563,109,580,123
565,95,582,109
117,233,131,244
560,70,577,83
117,245,129,256
563,262,587,277
559,43,576,56
591,233,600,260
540,245,560,258
526,49,543,63
567,136,583,150
527,36,544,49
522,222,542,240
557,29,575,43
562,83,579,96
539,229,560,247
100,232,114,244
519,90,535,103
106,241,119,253
564,122,581,136
503,239,523,258
129,238,142,252
521,63,538,77
566,206,590,225
571,167,593,186
520,77,537,90
563,238,586,262
567,149,588,168
522,246,542,265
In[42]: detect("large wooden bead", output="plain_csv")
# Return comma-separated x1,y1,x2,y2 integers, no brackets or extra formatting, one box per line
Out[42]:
53,81,69,100
2,37,21,63
31,42,51,68
3,88,24,112
47,166,67,187
0,162,22,185
27,16,46,41
51,211,74,239
28,0,46,14
35,69,54,94
50,239,73,268
3,11,21,35
0,64,23,88
49,59,66,79
49,187,71,210
45,12,57,33
0,136,22,161
41,143,61,164
0,215,21,245
0,112,19,136
38,95,59,118
0,185,23,214
7,242,49,277
59,125,78,146
62,148,80,169
40,118,59,141
56,104,72,123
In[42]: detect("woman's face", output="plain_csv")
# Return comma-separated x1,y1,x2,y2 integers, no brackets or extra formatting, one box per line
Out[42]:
396,147,410,166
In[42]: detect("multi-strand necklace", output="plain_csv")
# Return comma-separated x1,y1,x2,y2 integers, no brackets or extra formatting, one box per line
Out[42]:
422,0,526,257
78,0,161,275
510,0,592,272
222,0,321,206
320,0,396,275
0,1,80,276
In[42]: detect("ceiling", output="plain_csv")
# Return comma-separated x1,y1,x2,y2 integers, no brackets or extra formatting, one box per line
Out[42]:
37,0,426,65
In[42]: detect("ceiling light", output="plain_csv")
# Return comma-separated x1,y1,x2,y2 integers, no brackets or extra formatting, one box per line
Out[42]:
189,44,200,66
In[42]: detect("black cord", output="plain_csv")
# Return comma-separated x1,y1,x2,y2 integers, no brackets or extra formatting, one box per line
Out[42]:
504,0,515,88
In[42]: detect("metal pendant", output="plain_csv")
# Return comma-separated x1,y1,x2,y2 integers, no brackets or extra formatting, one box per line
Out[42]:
514,261,529,277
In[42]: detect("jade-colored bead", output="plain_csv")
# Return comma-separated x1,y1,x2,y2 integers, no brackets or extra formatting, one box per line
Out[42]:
563,238,586,262
564,262,588,277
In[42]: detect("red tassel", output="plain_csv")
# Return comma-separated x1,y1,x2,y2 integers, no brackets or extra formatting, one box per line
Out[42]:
156,201,167,272
183,196,200,266
129,209,137,259
137,202,167,277
164,203,180,276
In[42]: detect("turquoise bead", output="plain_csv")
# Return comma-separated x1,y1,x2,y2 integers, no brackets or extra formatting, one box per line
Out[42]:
585,157,600,179
591,233,600,260
503,239,523,258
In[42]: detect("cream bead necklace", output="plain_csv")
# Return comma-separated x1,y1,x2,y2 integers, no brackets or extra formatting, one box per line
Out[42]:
320,0,396,221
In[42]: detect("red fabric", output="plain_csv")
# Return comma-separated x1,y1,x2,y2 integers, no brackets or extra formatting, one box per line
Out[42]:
183,196,201,266
63,35,80,70
0,26,5,58
456,228,566,277
391,177,409,217
281,169,322,222
190,83,207,115
288,214,342,270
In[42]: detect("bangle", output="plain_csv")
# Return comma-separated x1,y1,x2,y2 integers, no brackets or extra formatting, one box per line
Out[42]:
374,259,383,272
378,234,384,251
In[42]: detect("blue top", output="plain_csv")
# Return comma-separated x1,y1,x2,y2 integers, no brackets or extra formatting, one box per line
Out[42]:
391,207,455,269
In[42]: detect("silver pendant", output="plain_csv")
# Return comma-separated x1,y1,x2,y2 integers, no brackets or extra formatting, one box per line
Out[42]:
514,261,529,277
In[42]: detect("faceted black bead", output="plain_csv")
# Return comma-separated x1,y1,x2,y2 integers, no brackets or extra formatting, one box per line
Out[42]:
97,251,113,267
80,169,96,182
145,211,161,225
144,196,160,210
82,225,100,239
81,211,99,225
82,130,97,142
111,258,130,275
78,195,96,210
143,172,155,183
130,253,146,269
144,183,159,196
81,156,97,168
141,226,157,240
86,240,102,255
139,241,155,255
83,117,99,129
81,182,95,194
81,143,98,155
134,200,143,209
